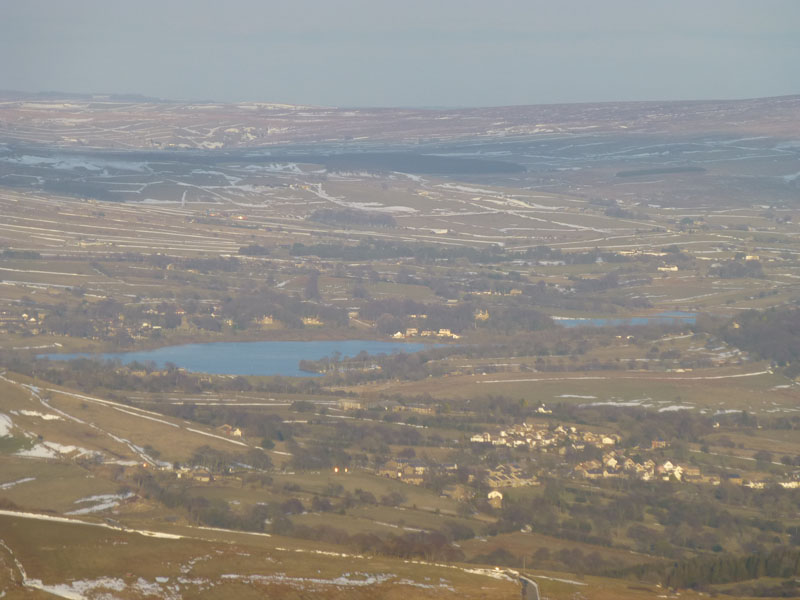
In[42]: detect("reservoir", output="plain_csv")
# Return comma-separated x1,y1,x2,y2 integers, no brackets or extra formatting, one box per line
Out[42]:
39,313,695,375
40,340,432,377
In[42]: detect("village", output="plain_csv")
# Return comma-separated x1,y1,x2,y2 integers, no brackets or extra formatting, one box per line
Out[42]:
468,419,800,490
469,419,622,453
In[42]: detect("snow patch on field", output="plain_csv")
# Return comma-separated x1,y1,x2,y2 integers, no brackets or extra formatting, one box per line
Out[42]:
437,183,501,195
65,492,135,515
241,162,303,174
0,413,12,436
580,399,648,408
219,571,450,590
346,202,417,213
103,459,140,466
220,571,396,586
25,576,182,600
14,410,62,420
306,182,417,213
0,477,35,490
459,567,514,581
398,172,424,182
274,546,358,559
0,509,183,539
658,405,694,412
16,441,93,459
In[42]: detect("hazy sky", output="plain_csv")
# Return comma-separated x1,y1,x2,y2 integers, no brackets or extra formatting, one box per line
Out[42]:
2,0,799,107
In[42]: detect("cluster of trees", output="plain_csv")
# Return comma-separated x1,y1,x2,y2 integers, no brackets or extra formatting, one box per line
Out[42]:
358,297,553,337
307,208,397,228
485,322,683,357
361,297,478,334
722,578,800,597
188,444,273,473
238,244,271,256
520,245,633,265
709,259,764,279
290,240,506,263
498,475,800,561
130,469,467,563
144,253,241,273
720,307,800,369
32,279,350,342
360,297,431,321
561,405,714,448
569,272,620,293
313,323,688,386
275,519,468,562
604,205,645,219
494,481,614,548
470,545,613,576
314,350,441,384
36,299,179,341
84,252,240,274
1,249,41,259
211,286,348,330
131,470,279,533
478,305,554,335
31,280,347,337
506,279,652,313
622,547,800,590
289,241,676,274
165,402,295,442
319,420,445,452
285,439,352,472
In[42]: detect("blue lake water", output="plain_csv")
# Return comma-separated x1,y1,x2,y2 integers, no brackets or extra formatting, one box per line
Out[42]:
554,312,696,328
40,340,433,377
39,313,695,375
